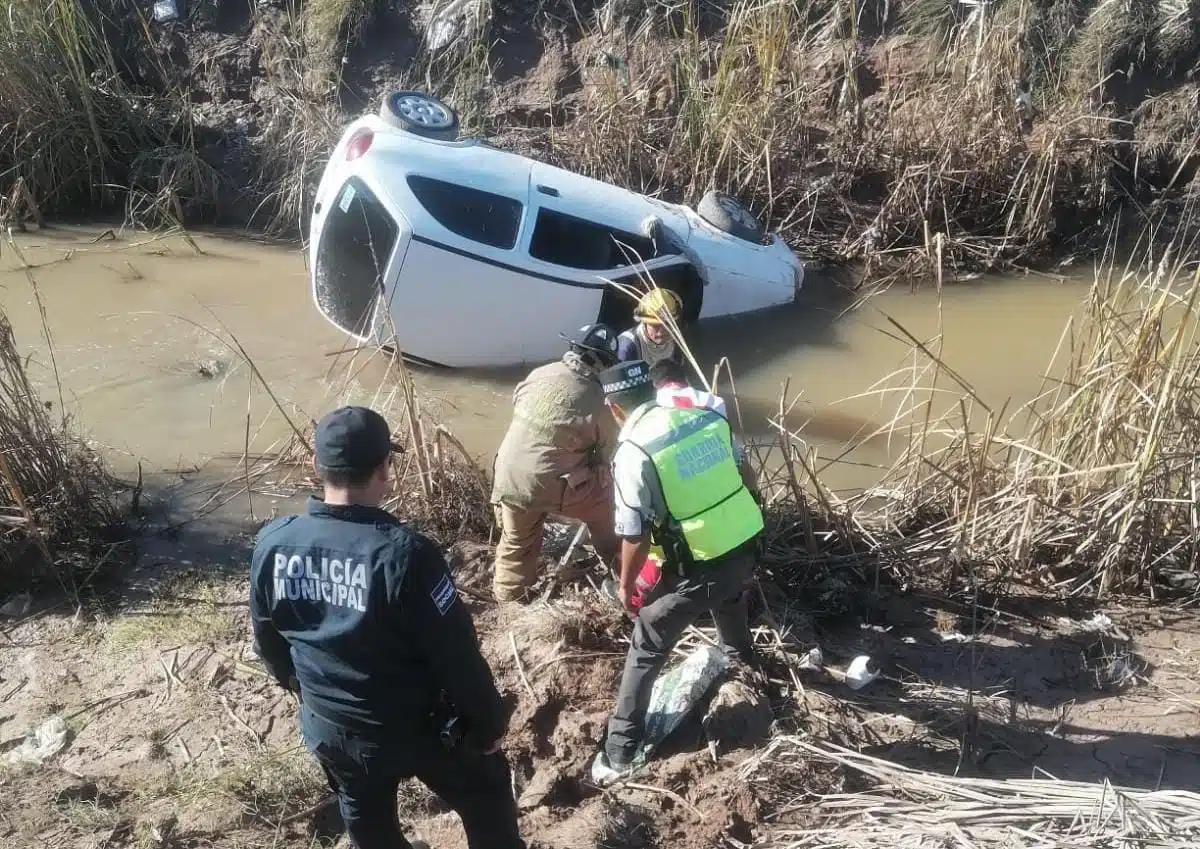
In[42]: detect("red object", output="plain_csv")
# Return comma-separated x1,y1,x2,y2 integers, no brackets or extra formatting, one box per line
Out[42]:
630,553,663,613
345,128,374,161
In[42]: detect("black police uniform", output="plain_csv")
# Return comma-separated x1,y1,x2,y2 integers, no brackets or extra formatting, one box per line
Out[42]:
249,407,525,849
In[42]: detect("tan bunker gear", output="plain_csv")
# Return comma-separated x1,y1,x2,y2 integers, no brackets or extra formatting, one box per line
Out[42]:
491,352,619,601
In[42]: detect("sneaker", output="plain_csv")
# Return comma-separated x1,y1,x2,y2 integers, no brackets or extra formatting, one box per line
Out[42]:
589,750,633,787
599,577,622,607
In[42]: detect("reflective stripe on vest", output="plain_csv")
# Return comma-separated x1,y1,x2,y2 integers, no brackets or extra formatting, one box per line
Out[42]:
623,403,764,562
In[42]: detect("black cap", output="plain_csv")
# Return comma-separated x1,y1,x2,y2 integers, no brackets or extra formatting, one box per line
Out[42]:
600,360,653,397
314,406,392,473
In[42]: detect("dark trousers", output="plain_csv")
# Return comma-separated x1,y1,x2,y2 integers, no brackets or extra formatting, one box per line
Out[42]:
300,705,526,849
605,544,756,766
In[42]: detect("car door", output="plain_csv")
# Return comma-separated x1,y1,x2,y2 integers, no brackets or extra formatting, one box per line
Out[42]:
523,163,694,309
377,160,606,367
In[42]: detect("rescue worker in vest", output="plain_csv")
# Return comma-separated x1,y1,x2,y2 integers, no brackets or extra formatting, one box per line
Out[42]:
616,289,685,369
490,324,621,603
250,406,525,849
592,360,764,782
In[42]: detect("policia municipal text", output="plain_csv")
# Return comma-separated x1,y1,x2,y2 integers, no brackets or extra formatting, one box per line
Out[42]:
593,359,765,780
250,407,526,849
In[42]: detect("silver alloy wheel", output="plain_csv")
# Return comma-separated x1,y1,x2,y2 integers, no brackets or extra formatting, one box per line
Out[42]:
391,94,454,130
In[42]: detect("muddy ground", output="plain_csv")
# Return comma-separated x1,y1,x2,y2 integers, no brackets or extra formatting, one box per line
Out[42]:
3,483,1199,849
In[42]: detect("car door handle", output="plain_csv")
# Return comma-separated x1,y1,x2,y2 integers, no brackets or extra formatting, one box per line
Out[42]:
536,185,560,197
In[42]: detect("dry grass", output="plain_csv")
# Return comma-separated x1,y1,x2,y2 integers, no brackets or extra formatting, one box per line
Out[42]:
0,300,121,594
743,737,1200,846
103,588,241,654
0,0,182,219
249,4,343,235
547,0,1148,274
0,0,1195,263
247,340,496,544
760,248,1200,600
304,0,377,67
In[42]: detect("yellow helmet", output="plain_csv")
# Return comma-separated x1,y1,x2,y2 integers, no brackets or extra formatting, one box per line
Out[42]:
634,289,682,326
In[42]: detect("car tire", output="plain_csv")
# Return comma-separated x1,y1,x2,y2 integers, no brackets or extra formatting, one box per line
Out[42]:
697,190,764,242
379,91,460,140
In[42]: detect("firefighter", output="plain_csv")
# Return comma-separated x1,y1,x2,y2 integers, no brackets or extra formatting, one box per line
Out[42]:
490,324,621,603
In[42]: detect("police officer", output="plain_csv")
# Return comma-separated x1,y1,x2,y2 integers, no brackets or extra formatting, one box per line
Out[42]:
250,406,526,849
591,361,764,782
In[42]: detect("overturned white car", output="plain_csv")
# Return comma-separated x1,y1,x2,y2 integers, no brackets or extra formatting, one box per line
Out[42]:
309,91,805,368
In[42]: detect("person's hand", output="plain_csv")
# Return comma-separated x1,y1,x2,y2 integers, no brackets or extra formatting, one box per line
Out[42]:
619,581,637,615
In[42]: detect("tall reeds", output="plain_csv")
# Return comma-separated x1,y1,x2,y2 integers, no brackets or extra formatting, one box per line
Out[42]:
0,305,119,594
795,253,1200,598
546,0,1195,274
0,0,1194,261
0,0,168,214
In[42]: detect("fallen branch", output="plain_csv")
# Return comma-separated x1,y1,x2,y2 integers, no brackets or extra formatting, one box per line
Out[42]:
509,631,536,699
742,737,1200,846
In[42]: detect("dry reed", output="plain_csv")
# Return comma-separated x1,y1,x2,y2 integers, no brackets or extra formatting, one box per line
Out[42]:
0,0,1193,265
743,737,1200,846
0,0,178,218
762,253,1200,599
0,305,120,593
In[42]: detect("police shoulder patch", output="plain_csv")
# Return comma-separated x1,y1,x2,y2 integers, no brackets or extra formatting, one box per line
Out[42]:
430,572,457,616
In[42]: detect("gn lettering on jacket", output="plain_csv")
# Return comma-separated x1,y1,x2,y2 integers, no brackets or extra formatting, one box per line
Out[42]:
272,553,369,612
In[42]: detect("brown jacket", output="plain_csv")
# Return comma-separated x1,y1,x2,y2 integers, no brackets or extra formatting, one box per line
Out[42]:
491,353,617,509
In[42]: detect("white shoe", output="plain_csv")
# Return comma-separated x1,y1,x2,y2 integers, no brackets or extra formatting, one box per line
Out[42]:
600,577,622,607
590,750,632,787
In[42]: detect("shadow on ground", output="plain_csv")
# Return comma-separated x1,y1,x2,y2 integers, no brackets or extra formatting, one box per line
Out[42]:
775,585,1200,791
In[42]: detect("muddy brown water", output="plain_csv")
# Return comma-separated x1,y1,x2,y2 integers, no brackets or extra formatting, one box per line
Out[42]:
0,227,1087,495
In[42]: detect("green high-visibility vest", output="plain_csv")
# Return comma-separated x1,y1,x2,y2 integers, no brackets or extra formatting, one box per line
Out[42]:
621,402,764,562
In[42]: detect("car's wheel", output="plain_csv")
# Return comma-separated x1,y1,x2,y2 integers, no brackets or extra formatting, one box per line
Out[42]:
379,91,459,140
697,190,764,242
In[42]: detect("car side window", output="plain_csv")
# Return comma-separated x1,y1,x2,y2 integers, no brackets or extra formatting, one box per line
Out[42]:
406,175,523,250
528,208,673,271
314,177,399,336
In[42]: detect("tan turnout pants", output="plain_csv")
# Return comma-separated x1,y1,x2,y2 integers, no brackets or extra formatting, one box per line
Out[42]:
493,475,619,602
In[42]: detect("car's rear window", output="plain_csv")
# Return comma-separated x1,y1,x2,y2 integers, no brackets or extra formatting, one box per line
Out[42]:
314,177,399,336
406,175,523,250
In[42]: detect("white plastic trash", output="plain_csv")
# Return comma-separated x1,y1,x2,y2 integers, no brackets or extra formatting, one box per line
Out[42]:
590,645,728,785
152,0,179,21
426,0,489,52
798,646,823,671
845,655,880,690
2,715,68,767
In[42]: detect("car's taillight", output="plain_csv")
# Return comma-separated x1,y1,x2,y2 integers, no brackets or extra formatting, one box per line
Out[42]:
346,128,374,161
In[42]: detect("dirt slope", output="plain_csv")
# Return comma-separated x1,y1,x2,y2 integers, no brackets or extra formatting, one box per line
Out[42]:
50,0,1200,267
2,498,1199,849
